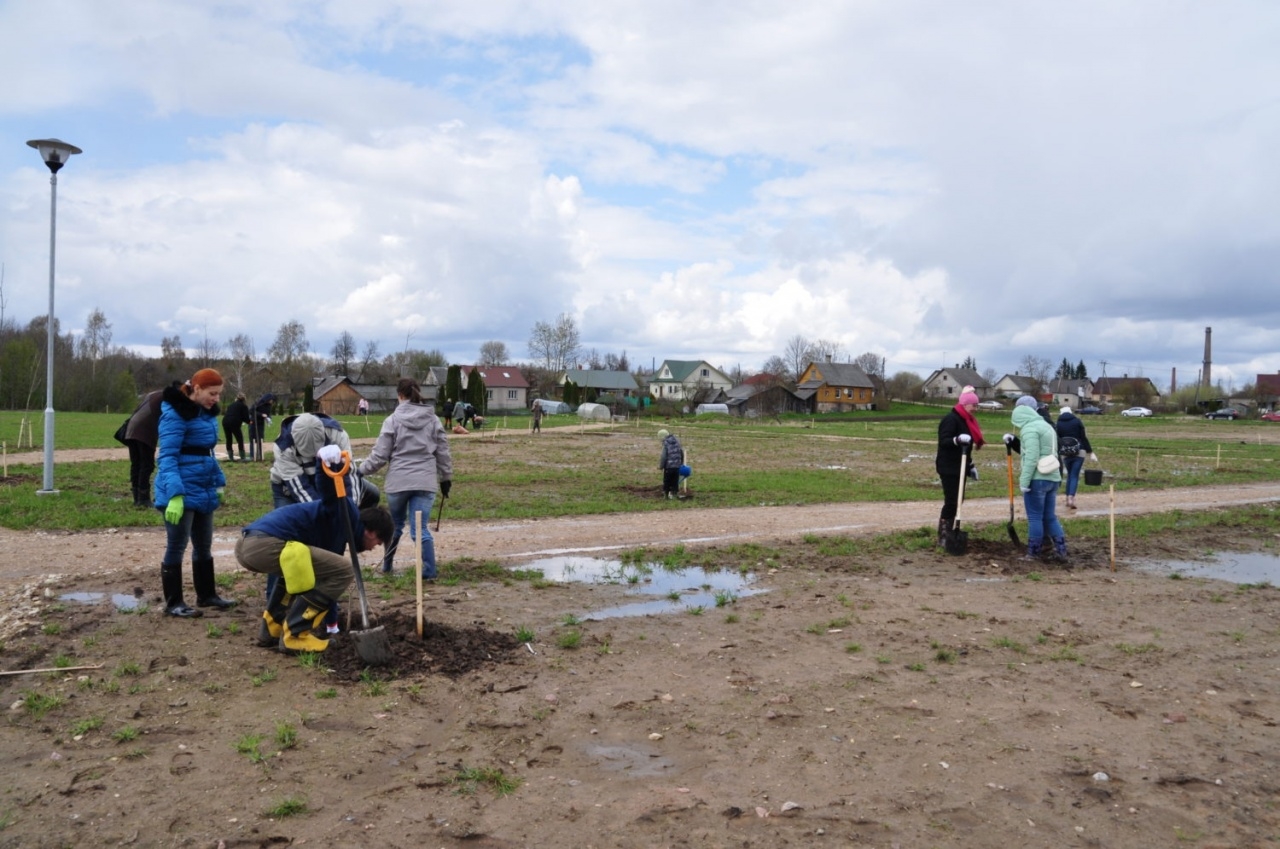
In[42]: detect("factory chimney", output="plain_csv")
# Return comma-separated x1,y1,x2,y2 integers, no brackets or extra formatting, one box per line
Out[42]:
1202,327,1212,387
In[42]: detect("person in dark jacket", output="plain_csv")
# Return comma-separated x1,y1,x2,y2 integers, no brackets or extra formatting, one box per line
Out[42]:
236,485,392,652
657,429,684,500
442,398,456,429
121,382,179,508
1055,406,1098,510
155,369,232,617
935,390,984,546
222,393,250,462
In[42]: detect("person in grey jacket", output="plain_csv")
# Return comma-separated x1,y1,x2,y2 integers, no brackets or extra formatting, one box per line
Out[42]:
357,377,453,578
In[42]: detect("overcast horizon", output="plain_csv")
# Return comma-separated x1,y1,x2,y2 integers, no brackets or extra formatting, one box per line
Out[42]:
2,2,1277,396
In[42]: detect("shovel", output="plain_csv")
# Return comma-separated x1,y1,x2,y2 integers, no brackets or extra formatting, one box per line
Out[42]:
1005,444,1022,547
944,448,970,555
322,453,393,666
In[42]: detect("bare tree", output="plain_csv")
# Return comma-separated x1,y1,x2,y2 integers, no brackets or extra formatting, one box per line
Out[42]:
77,308,112,377
161,335,186,374
808,338,845,364
1019,354,1052,393
783,334,810,382
528,313,581,372
268,320,311,394
357,340,380,383
853,351,883,380
479,340,509,366
331,331,356,375
226,333,255,394
194,323,224,367
761,355,789,384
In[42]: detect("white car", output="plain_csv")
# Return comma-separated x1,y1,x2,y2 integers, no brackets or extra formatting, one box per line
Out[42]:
1120,407,1153,417
977,401,1003,410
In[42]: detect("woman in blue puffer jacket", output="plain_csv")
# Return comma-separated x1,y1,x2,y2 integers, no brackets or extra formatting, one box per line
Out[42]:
154,368,234,617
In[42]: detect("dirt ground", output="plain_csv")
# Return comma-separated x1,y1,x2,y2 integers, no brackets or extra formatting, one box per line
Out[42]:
1,463,1279,846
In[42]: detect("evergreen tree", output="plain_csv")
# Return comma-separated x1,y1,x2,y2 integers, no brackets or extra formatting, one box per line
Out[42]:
466,368,487,413
1056,358,1073,380
445,365,463,406
1075,360,1089,379
303,382,314,412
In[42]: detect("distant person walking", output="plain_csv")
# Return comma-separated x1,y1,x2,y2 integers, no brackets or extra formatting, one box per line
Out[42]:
532,402,543,434
935,390,984,546
657,429,684,500
1055,406,1098,510
222,393,250,462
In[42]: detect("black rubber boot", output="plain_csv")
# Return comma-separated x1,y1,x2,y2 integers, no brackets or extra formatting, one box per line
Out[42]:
937,517,949,548
282,593,335,653
133,487,150,508
162,564,202,618
256,580,291,648
193,559,237,609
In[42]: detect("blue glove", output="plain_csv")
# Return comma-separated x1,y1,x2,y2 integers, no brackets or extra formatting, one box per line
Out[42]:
164,495,184,524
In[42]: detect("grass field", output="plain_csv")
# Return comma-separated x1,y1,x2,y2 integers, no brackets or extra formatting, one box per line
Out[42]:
1,405,1278,531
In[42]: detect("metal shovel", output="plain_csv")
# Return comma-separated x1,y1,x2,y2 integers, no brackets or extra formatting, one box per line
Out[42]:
944,449,970,556
322,454,393,666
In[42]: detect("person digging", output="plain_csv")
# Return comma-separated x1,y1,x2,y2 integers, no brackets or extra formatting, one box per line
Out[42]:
235,445,394,652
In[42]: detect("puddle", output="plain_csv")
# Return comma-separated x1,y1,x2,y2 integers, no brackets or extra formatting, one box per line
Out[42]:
60,591,144,610
517,555,763,619
1131,551,1280,585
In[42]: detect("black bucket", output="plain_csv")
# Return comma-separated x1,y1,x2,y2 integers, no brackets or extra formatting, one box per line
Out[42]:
1083,469,1104,486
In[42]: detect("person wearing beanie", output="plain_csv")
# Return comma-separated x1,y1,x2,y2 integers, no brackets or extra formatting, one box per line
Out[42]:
657,429,684,500
1055,405,1097,510
155,368,235,617
1012,403,1068,561
934,391,985,547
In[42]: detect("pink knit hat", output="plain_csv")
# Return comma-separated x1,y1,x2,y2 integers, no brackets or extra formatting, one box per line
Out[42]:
958,391,980,406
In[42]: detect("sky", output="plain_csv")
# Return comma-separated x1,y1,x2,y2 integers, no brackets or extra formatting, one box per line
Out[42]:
1,0,1278,394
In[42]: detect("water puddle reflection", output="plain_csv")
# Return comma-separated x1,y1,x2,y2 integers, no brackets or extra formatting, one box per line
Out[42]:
518,555,763,619
60,591,144,610
1131,551,1280,585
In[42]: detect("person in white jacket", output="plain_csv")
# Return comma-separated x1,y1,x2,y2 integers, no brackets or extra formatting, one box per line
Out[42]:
358,377,454,578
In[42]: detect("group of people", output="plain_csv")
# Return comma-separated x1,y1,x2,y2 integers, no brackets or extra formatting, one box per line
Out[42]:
125,370,453,654
936,390,1097,562
441,399,480,430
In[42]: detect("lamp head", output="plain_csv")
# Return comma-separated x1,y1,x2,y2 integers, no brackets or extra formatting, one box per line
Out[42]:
26,138,82,174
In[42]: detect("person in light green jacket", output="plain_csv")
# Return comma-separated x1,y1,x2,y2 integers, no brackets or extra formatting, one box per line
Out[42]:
1011,404,1067,561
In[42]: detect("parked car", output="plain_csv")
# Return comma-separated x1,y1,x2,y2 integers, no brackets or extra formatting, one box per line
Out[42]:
1261,411,1280,422
1077,406,1104,415
977,401,1003,410
1120,407,1152,418
1205,407,1241,420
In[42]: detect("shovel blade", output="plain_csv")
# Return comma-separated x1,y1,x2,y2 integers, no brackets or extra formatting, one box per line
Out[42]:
350,625,394,666
944,526,969,556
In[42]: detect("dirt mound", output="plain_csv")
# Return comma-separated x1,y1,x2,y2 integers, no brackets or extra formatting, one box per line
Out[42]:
324,609,523,680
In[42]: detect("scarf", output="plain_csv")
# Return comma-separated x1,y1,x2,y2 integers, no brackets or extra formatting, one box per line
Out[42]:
954,403,985,449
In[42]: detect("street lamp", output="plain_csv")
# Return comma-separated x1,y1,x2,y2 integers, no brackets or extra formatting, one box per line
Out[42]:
26,138,82,495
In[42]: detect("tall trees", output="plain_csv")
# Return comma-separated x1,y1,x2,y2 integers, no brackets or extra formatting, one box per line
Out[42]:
479,340,509,366
78,308,111,378
267,320,310,395
226,333,255,395
160,335,186,375
782,334,810,382
331,331,356,375
194,324,224,367
528,313,581,372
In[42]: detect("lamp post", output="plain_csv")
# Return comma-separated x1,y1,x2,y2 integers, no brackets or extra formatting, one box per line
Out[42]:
26,138,82,495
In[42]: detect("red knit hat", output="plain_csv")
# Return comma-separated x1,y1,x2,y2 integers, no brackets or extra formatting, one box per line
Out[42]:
190,368,224,389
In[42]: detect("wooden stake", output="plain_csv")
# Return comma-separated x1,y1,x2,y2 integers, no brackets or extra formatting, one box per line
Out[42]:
1216,444,1221,470
1135,449,1140,479
415,510,424,637
1,664,104,677
1109,484,1116,572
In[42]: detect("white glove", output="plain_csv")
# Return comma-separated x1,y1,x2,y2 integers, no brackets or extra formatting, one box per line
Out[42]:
1089,452,1098,462
1021,487,1030,494
317,444,343,467
1002,433,1014,446
955,434,972,445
